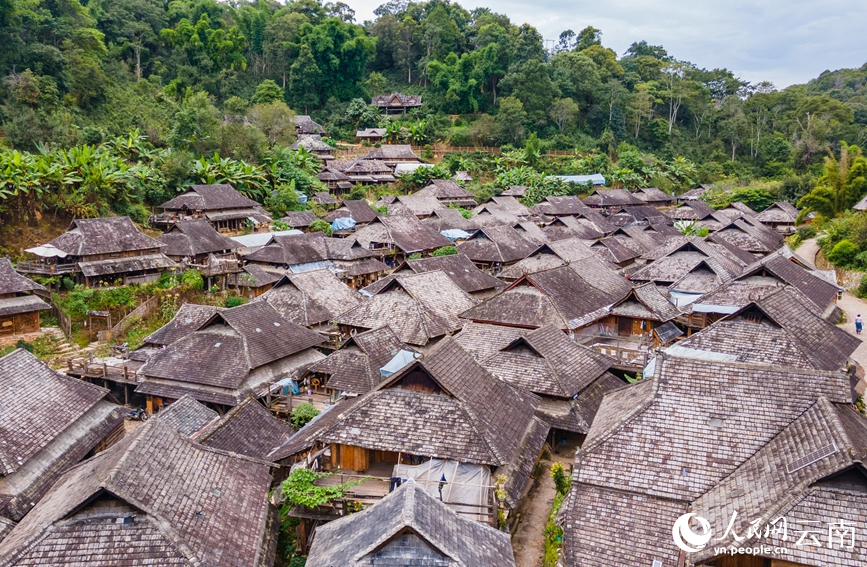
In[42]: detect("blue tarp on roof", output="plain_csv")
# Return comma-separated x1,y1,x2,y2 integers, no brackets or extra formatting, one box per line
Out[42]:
551,173,606,186
331,217,357,231
380,349,421,378
441,229,473,241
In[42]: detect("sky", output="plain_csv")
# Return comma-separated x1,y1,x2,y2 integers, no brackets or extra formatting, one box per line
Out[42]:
349,0,867,88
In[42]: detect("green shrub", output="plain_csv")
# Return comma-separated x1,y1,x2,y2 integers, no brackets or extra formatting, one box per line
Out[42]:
796,226,816,240
348,185,368,200
62,277,75,291
408,252,422,260
180,270,204,291
432,245,457,257
309,219,333,236
856,276,867,299
372,204,387,215
827,239,859,267
15,339,34,353
290,402,320,429
224,296,246,308
550,462,571,495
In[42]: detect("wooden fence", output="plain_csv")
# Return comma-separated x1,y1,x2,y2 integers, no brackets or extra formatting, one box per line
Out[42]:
333,144,577,158
97,296,158,343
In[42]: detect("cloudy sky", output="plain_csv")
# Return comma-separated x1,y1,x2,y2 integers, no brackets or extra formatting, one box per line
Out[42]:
350,0,867,88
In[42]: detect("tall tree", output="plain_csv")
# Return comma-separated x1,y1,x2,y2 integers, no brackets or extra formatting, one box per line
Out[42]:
288,45,321,113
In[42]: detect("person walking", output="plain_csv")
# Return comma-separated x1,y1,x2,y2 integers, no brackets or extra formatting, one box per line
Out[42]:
856,314,863,335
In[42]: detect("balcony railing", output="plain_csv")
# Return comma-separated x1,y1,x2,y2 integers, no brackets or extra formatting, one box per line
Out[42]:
15,260,79,275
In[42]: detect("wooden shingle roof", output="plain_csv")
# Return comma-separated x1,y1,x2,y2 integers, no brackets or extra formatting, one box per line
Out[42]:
197,398,293,460
306,479,516,567
157,219,239,257
144,302,221,347
0,258,45,295
415,179,474,200
47,217,163,256
155,395,219,437
322,200,379,224
456,225,538,264
0,419,278,567
364,254,505,296
755,200,798,223
261,269,362,326
582,188,644,207
161,184,260,211
279,210,317,228
353,215,453,254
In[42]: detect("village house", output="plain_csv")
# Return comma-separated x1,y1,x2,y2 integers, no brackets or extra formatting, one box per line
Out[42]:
279,210,318,231
676,183,714,201
531,195,586,217
460,264,631,332
754,200,799,233
471,203,522,228
541,215,604,241
666,198,728,231
559,354,853,567
156,219,241,281
501,185,527,197
355,127,386,143
269,338,548,524
711,216,785,255
311,191,340,209
511,220,548,246
316,167,353,192
154,394,220,437
629,238,750,290
152,183,272,232
362,144,423,166
0,419,279,567
632,186,675,208
498,237,604,281
0,349,127,523
193,397,294,461
371,92,423,114
294,114,326,135
421,207,480,233
136,300,326,413
321,158,396,187
303,325,409,398
605,204,672,227
352,214,454,263
387,194,445,218
19,216,175,286
289,135,335,161
414,179,478,208
587,236,643,268
335,271,477,347
260,269,363,330
456,225,539,271
0,258,50,338
363,253,506,299
305,479,517,567
716,199,758,219
322,199,380,227
581,187,645,209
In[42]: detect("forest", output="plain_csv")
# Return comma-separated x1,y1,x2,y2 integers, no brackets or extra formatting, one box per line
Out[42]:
1,0,867,227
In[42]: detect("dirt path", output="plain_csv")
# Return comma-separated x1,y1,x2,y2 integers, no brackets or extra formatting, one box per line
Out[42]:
800,238,867,396
512,460,558,567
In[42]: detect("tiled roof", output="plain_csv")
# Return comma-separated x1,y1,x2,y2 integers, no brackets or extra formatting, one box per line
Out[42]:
0,294,50,318
157,219,239,257
610,282,681,322
415,179,474,200
634,186,674,203
336,271,477,346
371,93,423,107
231,264,282,288
144,302,220,347
289,134,333,152
421,207,480,232
363,144,421,160
755,200,799,223
542,215,604,241
161,183,260,211
322,200,379,224
0,419,278,567
353,215,453,254
197,398,293,460
390,194,444,217
270,337,540,467
47,217,163,256
155,395,219,437
576,356,852,501
279,210,318,228
294,115,326,134
367,254,505,295
0,258,45,295
537,196,587,216
306,479,515,567
457,225,538,264
582,188,644,207
738,252,840,311
261,269,362,326
453,321,528,361
668,199,716,220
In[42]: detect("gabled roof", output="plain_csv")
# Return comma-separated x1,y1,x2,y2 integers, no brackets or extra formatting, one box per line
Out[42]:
294,114,326,134
460,265,630,330
261,269,362,326
354,215,453,254
712,217,783,253
576,356,852,501
490,195,531,216
501,185,527,196
421,207,480,232
479,324,616,399
589,236,642,264
306,326,407,395
363,144,421,160
46,217,163,256
144,302,221,347
289,134,333,152
457,225,538,264
244,232,329,265
609,283,680,322
336,271,477,346
306,479,516,567
633,186,674,203
542,215,604,241
197,398,293,460
534,195,586,216
322,200,379,224
312,192,339,206
372,93,423,108
270,337,540,467
415,179,474,200
389,194,444,217
674,286,858,370
630,238,746,284
365,254,505,296
737,252,840,311
690,397,867,566
157,219,239,257
161,183,260,211
279,210,318,228
755,200,799,223
582,188,644,207
720,200,757,216
0,258,45,295
667,199,716,220
156,395,219,437
0,419,277,567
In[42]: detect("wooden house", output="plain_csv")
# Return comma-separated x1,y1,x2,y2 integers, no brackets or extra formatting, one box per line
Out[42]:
322,199,380,226
269,338,548,518
716,200,757,219
289,135,335,161
279,210,318,231
303,326,408,398
363,253,506,299
227,264,282,298
630,238,749,288
260,269,363,329
362,144,422,165
415,179,478,208
711,216,784,255
154,183,272,232
582,188,644,209
19,217,175,286
577,282,680,343
0,418,278,567
353,215,453,263
136,300,326,413
633,186,675,208
754,200,799,234
311,192,340,209
316,168,353,192
335,271,477,347
156,219,241,281
194,397,293,461
306,480,516,566
371,92,423,114
355,127,386,143
387,194,444,218
541,215,603,241
460,264,631,332
323,158,395,186
294,114,326,135
0,349,126,522
457,225,539,271
421,207,480,233
0,258,50,337
531,195,586,217
498,237,604,281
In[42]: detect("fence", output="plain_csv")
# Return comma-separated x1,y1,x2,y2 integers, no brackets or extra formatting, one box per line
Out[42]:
97,296,158,343
332,144,577,159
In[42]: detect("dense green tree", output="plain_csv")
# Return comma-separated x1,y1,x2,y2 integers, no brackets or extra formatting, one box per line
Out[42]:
496,96,527,143
288,45,320,113
251,79,284,104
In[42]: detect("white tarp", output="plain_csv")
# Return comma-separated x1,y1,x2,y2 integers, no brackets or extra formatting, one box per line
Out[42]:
380,349,420,377
393,458,491,521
